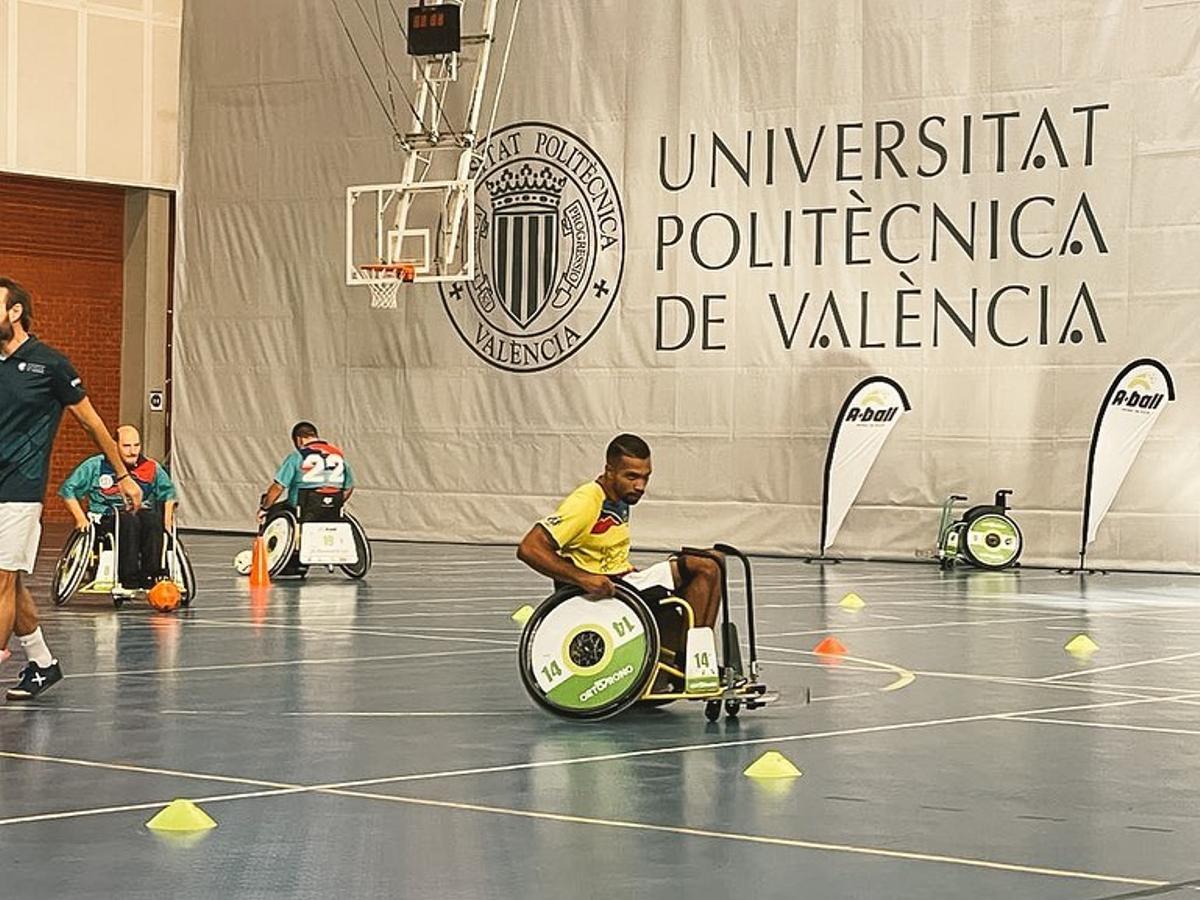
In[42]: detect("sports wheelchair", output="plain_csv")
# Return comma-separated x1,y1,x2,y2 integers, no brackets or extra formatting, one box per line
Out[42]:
936,489,1024,570
518,545,779,721
237,490,371,580
52,510,196,608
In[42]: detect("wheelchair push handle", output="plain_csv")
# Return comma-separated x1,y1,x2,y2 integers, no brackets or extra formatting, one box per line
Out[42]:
994,489,1013,510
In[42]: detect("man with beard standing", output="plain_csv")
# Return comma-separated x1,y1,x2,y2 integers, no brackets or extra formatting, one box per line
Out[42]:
0,278,141,700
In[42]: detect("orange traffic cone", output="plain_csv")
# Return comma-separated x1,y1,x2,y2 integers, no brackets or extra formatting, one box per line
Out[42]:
813,636,847,656
249,535,270,587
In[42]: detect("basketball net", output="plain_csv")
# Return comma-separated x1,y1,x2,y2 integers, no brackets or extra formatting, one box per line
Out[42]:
358,263,414,309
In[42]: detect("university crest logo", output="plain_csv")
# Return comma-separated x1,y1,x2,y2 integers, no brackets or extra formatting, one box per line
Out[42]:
440,122,626,373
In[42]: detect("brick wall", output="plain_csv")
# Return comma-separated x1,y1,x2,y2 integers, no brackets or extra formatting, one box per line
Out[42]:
0,172,125,523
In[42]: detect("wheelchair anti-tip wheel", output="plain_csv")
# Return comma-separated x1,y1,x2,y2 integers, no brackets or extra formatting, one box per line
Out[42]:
518,583,661,720
961,514,1023,570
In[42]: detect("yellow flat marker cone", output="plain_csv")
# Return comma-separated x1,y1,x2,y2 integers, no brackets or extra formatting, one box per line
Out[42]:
1064,634,1099,657
511,605,534,625
145,799,217,833
838,592,865,610
744,750,802,780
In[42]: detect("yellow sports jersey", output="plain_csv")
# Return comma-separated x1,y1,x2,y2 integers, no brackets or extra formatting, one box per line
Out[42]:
539,480,632,575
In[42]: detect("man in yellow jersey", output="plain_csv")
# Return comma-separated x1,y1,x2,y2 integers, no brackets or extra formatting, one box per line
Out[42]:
517,433,724,676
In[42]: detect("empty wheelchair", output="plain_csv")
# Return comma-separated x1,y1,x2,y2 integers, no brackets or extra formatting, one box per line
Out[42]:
52,511,196,608
518,545,780,721
936,489,1024,570
238,490,371,580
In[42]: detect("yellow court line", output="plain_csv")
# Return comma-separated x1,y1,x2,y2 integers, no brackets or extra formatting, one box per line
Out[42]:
760,645,915,692
315,786,1168,889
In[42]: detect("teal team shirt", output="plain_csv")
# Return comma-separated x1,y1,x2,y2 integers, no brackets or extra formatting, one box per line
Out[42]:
59,454,176,516
274,440,354,507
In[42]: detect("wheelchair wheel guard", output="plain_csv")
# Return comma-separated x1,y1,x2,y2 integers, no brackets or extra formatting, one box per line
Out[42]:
518,583,660,721
962,513,1023,569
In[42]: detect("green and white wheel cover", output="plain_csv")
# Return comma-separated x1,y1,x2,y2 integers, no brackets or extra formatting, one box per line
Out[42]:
529,596,653,712
964,514,1022,567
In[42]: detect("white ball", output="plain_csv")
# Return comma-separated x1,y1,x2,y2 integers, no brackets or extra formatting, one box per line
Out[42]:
233,550,253,575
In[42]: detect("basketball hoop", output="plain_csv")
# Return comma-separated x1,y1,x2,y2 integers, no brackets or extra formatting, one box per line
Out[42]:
357,263,415,309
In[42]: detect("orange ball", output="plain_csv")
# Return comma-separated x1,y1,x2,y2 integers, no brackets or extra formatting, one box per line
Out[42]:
147,580,182,612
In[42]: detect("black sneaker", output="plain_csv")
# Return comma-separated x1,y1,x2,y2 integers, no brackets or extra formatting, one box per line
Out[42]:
6,661,64,701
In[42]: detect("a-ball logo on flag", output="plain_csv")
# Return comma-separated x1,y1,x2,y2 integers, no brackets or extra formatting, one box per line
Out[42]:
820,377,911,555
1108,374,1166,413
844,390,902,425
1082,359,1175,550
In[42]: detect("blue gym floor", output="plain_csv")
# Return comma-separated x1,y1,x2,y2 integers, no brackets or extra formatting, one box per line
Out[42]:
2,529,1199,899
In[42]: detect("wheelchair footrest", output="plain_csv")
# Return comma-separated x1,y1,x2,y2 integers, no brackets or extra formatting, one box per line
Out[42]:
744,692,779,710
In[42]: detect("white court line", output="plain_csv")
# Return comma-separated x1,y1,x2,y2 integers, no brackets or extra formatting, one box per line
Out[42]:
182,616,518,647
3,690,1199,836
760,605,1200,641
284,710,519,719
315,786,1168,889
300,624,517,635
312,691,1200,795
905,669,1166,702
64,646,510,680
0,750,292,789
1038,650,1200,683
191,594,539,613
999,716,1200,738
0,753,1171,888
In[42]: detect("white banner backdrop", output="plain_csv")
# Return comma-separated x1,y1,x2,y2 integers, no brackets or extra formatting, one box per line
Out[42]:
173,0,1200,570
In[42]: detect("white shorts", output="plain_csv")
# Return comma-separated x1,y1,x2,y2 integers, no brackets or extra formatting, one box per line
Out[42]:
620,559,676,594
0,502,43,574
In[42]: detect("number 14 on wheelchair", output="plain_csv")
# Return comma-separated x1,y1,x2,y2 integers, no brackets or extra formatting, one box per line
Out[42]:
518,545,782,721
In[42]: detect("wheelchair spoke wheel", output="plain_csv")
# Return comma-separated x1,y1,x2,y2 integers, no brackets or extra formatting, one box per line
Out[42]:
171,537,196,606
53,527,94,606
262,511,298,577
518,583,660,720
338,512,372,580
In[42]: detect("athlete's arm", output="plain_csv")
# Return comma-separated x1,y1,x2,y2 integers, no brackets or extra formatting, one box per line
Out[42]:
260,481,285,512
61,497,88,531
66,398,142,510
58,457,95,529
517,524,615,598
